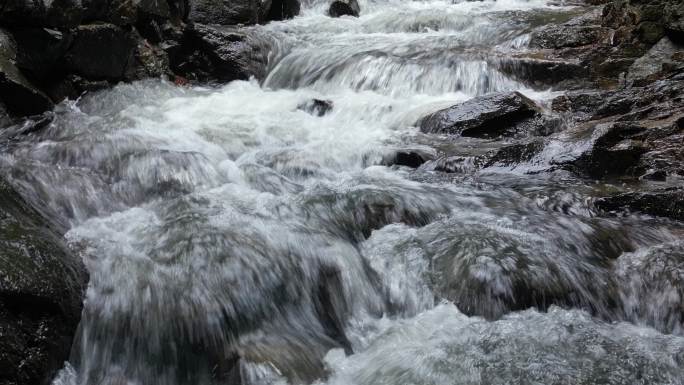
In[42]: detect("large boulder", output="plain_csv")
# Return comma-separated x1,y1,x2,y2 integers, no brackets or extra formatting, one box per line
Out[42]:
328,0,360,18
0,178,88,385
0,29,54,116
64,23,137,80
172,23,270,83
418,92,542,139
0,0,83,28
188,0,257,25
10,28,73,82
187,0,298,25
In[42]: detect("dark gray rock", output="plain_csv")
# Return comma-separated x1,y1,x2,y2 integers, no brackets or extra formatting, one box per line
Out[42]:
382,148,436,168
530,25,608,49
553,122,648,178
173,23,270,83
261,0,301,22
187,0,299,25
595,188,684,221
627,36,683,85
0,177,88,385
10,28,73,82
485,140,545,167
0,0,83,28
0,29,54,116
418,92,542,139
298,98,333,117
328,0,360,18
188,0,258,25
493,56,590,89
64,23,137,80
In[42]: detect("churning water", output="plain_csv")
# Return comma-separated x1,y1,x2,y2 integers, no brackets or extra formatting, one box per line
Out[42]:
3,0,684,384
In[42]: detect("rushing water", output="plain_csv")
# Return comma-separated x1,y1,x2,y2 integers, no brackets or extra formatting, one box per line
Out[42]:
3,0,684,384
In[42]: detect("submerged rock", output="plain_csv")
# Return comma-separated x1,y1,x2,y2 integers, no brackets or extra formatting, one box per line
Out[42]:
328,0,360,18
595,188,684,221
418,92,542,139
617,241,684,335
0,178,88,385
298,98,333,117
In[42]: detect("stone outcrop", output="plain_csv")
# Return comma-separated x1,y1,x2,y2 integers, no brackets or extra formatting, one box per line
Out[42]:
0,0,300,119
0,178,88,385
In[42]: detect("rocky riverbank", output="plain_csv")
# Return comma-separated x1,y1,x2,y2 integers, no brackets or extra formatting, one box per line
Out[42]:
0,0,683,384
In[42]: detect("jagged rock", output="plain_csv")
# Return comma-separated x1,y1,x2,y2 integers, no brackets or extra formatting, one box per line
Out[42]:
0,0,83,28
298,98,333,116
485,140,545,167
128,35,171,80
627,36,683,85
530,25,608,49
64,23,137,80
595,188,684,221
0,29,54,116
328,0,360,18
10,28,72,82
0,178,88,385
418,92,542,139
493,56,590,89
173,23,270,83
553,122,648,178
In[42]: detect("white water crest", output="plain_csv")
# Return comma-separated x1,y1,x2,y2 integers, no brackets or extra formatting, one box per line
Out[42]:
1,0,682,385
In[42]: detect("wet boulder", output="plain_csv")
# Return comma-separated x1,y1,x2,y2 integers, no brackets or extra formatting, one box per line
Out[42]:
0,29,54,116
173,23,270,83
493,56,590,89
418,92,542,139
64,23,137,80
188,0,257,25
298,98,333,117
548,122,649,179
0,178,88,385
188,0,298,25
627,36,683,86
484,140,545,167
10,28,73,82
382,148,436,169
595,188,684,221
328,0,360,18
0,0,83,28
529,24,608,49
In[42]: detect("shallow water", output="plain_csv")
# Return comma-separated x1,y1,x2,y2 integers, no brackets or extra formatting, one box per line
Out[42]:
2,0,684,384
